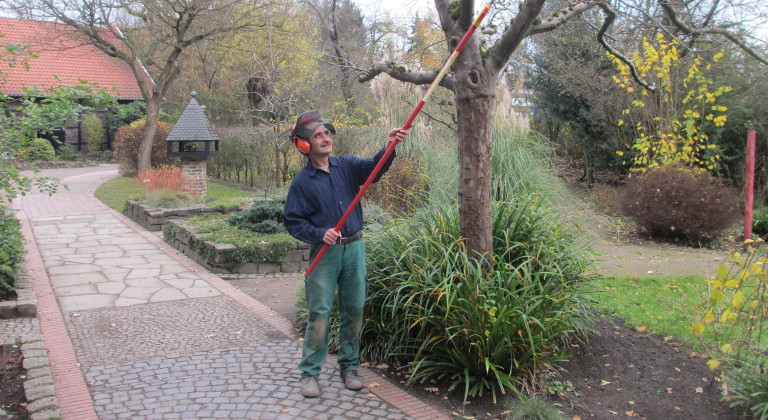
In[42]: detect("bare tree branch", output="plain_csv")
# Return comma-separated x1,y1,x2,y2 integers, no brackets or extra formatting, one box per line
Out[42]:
659,1,768,66
596,3,658,93
528,0,603,36
358,61,456,91
488,0,547,73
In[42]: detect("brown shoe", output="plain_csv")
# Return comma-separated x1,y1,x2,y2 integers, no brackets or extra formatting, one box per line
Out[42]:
340,370,363,390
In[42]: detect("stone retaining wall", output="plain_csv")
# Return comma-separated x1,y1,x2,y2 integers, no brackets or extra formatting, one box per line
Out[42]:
0,273,37,319
124,199,220,231
163,219,310,274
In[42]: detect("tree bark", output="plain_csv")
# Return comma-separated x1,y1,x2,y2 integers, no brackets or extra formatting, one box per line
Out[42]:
457,95,494,260
137,98,161,172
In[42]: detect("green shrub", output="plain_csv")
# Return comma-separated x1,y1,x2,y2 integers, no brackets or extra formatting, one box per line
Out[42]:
0,207,25,299
297,195,594,402
107,101,147,135
56,143,78,161
752,206,768,238
82,113,104,153
21,137,55,161
145,189,196,208
616,165,740,242
114,119,173,176
693,244,768,419
226,198,286,234
210,198,250,213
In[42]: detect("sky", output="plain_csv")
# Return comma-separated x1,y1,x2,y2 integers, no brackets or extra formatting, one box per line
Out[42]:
353,0,434,21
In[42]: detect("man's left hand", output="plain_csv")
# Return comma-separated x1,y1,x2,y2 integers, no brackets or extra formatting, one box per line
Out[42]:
386,128,409,149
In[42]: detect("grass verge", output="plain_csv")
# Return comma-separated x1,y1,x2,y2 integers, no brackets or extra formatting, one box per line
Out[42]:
596,275,709,347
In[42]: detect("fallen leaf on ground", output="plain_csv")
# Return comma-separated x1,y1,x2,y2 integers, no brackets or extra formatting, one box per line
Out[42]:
367,382,380,388
204,334,217,338
625,411,638,417
636,326,647,333
424,387,439,393
695,387,704,393
690,352,704,358
601,380,612,386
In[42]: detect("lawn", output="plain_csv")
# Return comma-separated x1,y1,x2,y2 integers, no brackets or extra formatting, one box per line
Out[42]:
595,275,709,347
94,177,254,212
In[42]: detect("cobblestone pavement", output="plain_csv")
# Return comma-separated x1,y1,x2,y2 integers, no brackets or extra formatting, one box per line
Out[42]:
12,164,448,420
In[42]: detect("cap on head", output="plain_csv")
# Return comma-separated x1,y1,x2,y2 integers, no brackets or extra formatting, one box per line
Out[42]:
290,110,336,155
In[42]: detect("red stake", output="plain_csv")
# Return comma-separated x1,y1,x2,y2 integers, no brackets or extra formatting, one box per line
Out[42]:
745,128,757,241
304,5,492,277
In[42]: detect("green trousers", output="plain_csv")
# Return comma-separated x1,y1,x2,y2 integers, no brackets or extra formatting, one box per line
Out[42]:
300,240,366,378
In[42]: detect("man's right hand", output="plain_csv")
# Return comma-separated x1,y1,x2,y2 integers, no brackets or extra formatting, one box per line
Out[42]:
322,228,341,245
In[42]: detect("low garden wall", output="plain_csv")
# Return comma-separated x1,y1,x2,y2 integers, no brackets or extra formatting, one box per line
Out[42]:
162,219,310,274
124,199,221,231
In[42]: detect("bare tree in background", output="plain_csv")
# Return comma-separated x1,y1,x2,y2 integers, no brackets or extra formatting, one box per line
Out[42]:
360,0,768,260
2,0,273,173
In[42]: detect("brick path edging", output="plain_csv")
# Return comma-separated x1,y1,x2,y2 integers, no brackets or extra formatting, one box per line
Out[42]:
18,214,98,420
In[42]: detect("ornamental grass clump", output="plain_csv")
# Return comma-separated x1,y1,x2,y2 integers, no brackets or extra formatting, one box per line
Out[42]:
361,194,595,402
616,165,740,243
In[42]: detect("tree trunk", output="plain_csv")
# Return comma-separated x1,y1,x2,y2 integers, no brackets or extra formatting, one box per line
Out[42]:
457,95,494,261
137,99,162,173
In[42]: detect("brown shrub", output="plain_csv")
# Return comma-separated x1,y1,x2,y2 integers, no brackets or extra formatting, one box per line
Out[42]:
114,119,173,176
366,154,426,214
616,165,741,242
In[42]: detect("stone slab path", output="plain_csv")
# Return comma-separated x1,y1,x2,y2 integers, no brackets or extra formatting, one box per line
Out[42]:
11,164,448,420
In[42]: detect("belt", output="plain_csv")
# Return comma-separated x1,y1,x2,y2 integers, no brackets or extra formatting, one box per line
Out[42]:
336,231,363,245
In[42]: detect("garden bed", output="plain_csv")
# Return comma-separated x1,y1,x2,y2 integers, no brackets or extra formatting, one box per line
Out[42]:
162,218,309,274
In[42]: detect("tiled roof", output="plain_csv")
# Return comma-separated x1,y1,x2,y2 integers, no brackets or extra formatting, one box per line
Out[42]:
0,17,149,100
167,93,220,142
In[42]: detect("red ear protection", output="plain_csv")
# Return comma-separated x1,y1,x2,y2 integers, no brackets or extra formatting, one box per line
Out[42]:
290,123,311,155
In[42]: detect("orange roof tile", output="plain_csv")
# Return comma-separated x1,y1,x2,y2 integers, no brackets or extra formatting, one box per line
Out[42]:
0,17,150,100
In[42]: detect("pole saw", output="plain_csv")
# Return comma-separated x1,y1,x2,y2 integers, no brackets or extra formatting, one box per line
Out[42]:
304,4,491,277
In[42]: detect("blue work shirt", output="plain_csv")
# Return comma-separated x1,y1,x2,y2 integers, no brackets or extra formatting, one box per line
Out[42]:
283,148,395,245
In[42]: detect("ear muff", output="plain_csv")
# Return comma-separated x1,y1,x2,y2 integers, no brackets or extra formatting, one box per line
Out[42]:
289,123,311,155
293,137,311,155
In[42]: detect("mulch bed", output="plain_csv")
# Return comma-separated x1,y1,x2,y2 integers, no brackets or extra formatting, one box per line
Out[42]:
366,318,743,420
0,345,29,420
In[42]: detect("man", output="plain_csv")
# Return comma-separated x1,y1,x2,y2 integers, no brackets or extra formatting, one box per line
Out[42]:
283,110,408,398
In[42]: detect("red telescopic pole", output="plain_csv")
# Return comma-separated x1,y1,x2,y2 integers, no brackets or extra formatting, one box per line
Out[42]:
304,5,491,277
